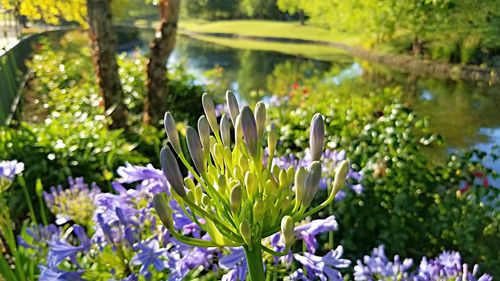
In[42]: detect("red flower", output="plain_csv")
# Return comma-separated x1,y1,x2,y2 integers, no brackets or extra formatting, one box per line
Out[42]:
482,177,489,188
473,171,485,178
292,81,299,90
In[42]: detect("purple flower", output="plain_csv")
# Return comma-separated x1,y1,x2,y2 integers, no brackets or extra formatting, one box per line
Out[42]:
0,160,24,190
219,248,247,281
117,163,168,194
131,239,168,276
292,245,350,281
46,225,91,267
0,160,24,181
354,245,413,281
294,216,338,253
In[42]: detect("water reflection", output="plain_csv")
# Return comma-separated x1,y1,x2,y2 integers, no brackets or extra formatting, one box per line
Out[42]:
167,35,500,162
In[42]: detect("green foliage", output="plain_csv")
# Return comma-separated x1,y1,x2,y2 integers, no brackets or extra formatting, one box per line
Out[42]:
0,31,207,223
266,61,500,276
181,0,240,20
284,0,500,63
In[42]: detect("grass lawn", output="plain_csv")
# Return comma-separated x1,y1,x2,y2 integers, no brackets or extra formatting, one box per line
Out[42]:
180,20,361,46
176,20,361,61
184,33,351,62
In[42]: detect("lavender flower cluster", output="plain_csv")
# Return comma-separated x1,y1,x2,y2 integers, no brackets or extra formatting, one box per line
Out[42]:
11,160,492,281
354,245,492,281
19,163,349,281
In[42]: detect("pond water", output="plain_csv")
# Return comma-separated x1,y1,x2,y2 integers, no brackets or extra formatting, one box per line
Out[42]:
166,36,500,160
161,35,500,183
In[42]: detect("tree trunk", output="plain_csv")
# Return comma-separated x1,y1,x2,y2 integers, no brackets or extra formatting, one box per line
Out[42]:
299,10,305,25
87,0,128,129
144,0,180,125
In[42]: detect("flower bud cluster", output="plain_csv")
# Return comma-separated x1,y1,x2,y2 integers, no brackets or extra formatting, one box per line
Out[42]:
155,91,349,250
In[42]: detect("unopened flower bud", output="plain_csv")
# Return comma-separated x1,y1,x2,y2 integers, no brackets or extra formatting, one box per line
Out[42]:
214,143,225,168
160,147,186,197
286,166,295,186
239,218,252,246
186,126,205,175
281,215,294,249
268,123,278,156
279,169,288,189
226,90,240,125
217,175,227,195
201,194,211,207
234,115,243,146
184,177,196,190
233,166,243,181
153,192,174,229
35,179,44,198
241,106,258,157
302,161,322,208
253,199,265,223
331,160,349,197
245,172,256,200
185,190,195,203
238,155,249,171
264,179,276,198
310,113,325,161
220,114,232,148
164,112,182,155
272,164,280,179
230,185,242,214
194,185,203,204
198,115,211,154
255,101,266,141
294,167,308,205
202,93,219,136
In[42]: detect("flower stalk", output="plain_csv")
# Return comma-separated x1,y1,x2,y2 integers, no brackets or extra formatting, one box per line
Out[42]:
154,92,349,280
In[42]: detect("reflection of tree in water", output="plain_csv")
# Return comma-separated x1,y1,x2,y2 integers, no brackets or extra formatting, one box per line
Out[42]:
266,59,500,150
397,78,500,148
172,36,242,72
170,36,500,150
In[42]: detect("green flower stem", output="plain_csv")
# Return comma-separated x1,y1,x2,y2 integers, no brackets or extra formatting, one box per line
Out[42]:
161,213,218,247
261,244,288,256
327,185,334,248
183,198,244,243
0,197,26,281
178,203,208,232
178,153,233,220
244,242,266,281
18,176,37,224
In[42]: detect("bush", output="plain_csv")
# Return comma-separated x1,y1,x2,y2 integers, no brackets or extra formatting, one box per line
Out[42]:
266,67,500,275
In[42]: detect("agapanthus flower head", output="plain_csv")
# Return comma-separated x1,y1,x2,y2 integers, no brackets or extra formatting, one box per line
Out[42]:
354,245,413,281
0,159,24,192
416,250,492,281
290,245,350,281
154,92,350,281
43,177,101,226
